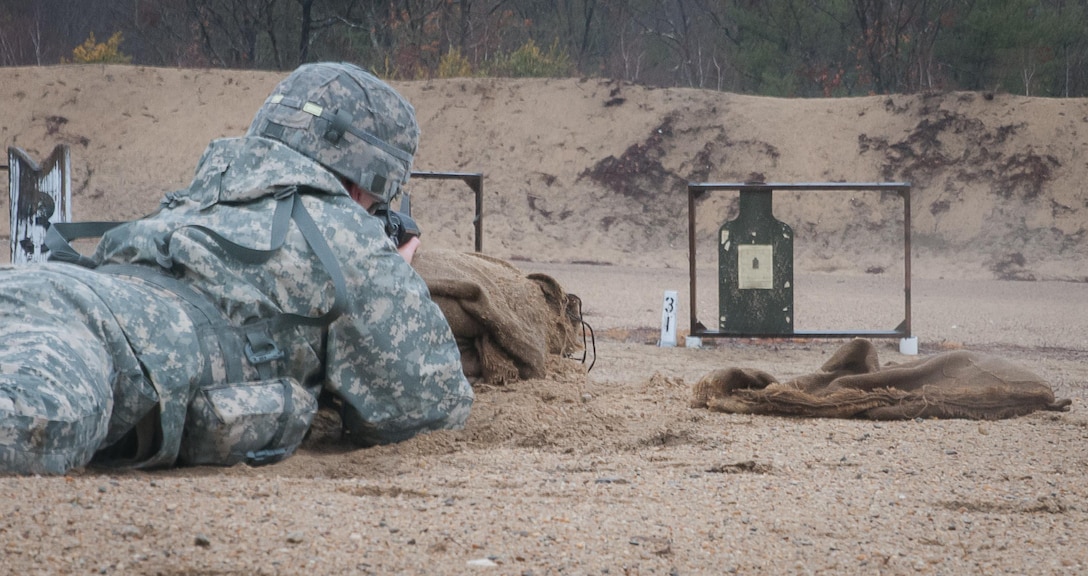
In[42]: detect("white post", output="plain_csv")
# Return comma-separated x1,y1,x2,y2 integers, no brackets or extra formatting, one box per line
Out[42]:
9,145,71,264
659,290,678,347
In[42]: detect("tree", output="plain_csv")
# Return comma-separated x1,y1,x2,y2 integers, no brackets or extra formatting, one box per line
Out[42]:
0,0,1086,96
847,0,961,94
934,0,1088,95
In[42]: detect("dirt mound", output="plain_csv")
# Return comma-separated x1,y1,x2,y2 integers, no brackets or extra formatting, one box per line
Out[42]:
1,66,1086,281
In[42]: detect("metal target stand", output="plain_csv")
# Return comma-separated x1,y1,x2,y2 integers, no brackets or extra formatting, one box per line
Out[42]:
687,181,913,340
409,171,484,253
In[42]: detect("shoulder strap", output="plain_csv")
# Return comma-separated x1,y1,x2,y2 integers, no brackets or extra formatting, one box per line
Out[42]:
46,187,347,331
46,221,125,268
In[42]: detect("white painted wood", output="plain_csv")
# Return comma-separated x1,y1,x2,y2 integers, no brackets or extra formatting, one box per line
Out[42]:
8,145,70,264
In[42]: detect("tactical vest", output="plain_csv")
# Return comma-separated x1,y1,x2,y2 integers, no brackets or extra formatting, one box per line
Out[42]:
45,185,345,467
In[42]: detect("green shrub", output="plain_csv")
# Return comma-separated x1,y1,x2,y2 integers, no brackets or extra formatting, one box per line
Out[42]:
437,48,473,78
485,39,571,78
70,32,132,64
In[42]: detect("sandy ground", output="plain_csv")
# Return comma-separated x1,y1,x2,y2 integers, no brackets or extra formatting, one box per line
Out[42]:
2,265,1086,575
1,66,1087,574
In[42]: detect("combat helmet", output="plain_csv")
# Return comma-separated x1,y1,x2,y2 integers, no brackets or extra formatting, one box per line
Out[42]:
247,62,419,203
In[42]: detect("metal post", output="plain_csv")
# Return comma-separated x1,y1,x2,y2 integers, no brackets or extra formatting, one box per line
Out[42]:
688,186,700,334
410,171,484,253
902,187,912,337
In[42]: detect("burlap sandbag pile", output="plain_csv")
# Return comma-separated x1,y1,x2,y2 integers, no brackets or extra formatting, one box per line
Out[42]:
692,339,1071,420
412,248,584,383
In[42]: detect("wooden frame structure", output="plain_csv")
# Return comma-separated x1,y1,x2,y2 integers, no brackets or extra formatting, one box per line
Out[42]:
5,145,71,264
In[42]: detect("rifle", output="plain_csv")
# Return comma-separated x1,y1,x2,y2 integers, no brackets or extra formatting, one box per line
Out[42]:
373,190,421,247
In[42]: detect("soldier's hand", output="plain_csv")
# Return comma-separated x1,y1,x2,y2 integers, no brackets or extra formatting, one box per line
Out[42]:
397,236,421,264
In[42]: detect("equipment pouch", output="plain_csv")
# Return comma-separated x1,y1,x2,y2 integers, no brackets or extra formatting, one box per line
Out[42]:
179,377,317,467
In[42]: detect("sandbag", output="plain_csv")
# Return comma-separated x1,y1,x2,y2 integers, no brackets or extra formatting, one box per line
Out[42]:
692,338,1071,420
412,248,584,383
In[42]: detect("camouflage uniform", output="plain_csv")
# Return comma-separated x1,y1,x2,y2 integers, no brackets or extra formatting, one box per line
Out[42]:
0,63,473,475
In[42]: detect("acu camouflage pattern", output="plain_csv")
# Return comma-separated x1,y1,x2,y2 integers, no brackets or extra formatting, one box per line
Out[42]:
0,134,472,475
247,62,420,204
181,377,317,466
0,263,200,474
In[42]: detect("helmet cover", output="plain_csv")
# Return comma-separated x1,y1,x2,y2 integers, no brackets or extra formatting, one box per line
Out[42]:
247,62,419,203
